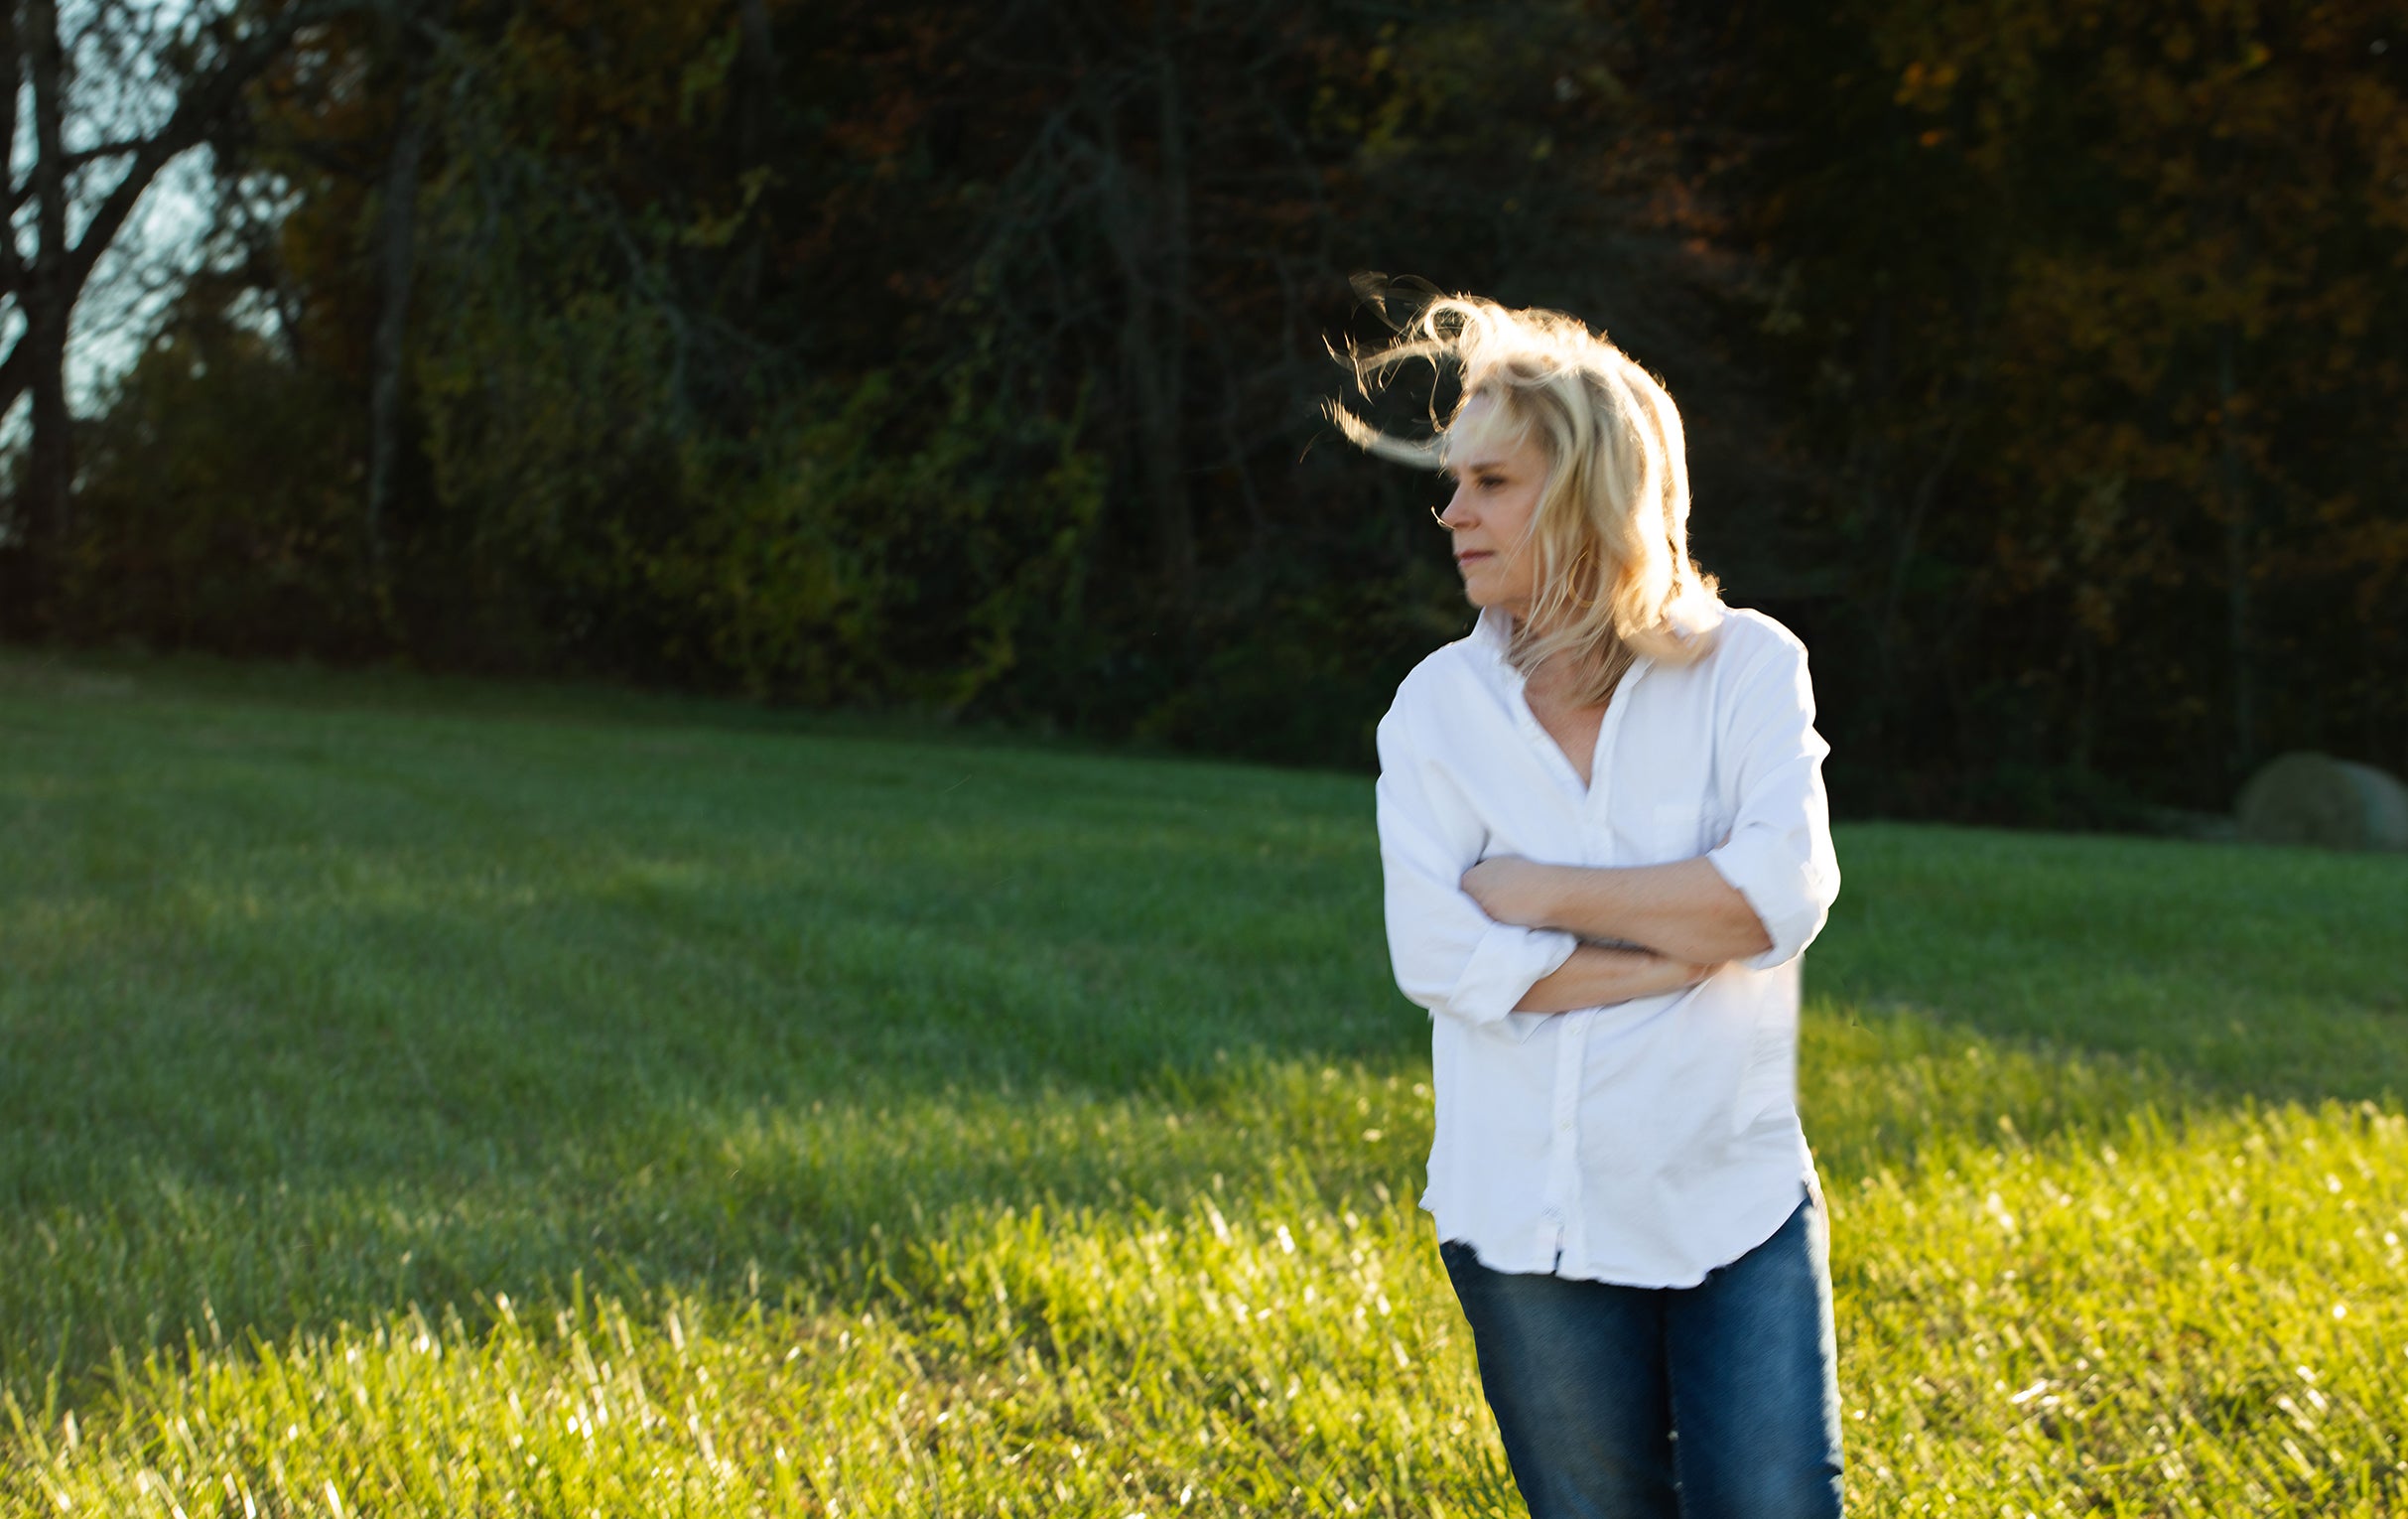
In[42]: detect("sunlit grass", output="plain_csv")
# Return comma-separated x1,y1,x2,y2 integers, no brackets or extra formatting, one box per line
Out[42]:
2,651,2404,1515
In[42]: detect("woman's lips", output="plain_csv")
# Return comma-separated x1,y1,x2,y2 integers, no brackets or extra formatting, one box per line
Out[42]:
1455,550,1492,567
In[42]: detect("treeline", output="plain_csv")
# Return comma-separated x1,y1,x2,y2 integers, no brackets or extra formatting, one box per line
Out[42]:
5,0,2403,822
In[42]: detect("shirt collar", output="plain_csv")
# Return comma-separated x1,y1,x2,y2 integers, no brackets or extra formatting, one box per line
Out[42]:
1469,605,1516,667
1467,605,1662,699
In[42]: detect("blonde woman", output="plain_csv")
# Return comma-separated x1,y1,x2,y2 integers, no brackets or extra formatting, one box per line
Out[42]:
1337,297,1844,1517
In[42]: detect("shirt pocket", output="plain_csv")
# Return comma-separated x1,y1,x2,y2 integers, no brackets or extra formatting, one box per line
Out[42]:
1642,803,1726,863
1647,803,1700,855
1647,801,1739,861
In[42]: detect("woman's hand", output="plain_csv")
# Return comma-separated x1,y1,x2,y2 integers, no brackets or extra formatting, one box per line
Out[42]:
1461,855,1562,929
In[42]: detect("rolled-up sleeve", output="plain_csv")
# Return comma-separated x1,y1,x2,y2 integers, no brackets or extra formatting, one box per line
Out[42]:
1702,634,1841,970
1376,702,1579,1031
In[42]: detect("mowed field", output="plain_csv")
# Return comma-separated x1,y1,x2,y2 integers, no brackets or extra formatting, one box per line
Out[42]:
2,655,2405,1518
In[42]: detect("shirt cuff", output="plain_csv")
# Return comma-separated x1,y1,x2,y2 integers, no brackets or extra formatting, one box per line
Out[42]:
1704,836,1826,970
1449,920,1580,1027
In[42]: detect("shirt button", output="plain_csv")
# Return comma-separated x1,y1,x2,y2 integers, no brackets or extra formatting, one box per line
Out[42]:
1556,1118,1573,1133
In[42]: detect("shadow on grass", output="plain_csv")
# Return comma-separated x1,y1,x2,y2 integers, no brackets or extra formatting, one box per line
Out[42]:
0,641,1181,767
4,669,2404,1398
1806,822,2408,1108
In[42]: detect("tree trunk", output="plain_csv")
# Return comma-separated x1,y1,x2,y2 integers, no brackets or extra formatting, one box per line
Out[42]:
1,0,357,628
0,4,18,300
2217,323,2257,778
20,0,72,629
730,0,777,316
1144,0,1194,613
1092,22,1195,619
366,8,438,613
736,0,777,166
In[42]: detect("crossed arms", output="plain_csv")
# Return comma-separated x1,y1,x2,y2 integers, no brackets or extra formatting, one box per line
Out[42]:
1461,856,1775,1015
1377,629,1838,1033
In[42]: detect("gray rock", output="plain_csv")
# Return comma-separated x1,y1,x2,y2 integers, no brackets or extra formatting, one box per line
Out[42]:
2235,753,2408,852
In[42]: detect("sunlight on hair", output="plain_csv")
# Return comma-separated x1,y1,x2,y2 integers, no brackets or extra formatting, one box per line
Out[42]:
1330,293,1723,704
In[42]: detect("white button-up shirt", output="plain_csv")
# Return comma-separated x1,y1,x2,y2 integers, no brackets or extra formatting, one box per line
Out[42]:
1375,604,1840,1288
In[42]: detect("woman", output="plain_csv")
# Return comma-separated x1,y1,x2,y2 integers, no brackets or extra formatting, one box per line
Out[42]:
1335,296,1844,1518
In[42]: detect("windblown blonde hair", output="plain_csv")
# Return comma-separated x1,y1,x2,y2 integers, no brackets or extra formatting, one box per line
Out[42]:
1330,295,1723,704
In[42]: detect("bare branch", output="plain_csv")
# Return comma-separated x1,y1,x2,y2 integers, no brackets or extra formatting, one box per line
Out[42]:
0,0,383,416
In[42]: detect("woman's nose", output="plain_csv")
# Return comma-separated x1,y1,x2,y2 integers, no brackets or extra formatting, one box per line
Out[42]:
1438,486,1473,529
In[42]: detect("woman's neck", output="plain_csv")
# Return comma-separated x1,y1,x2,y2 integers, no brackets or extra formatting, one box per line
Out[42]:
1507,616,1631,712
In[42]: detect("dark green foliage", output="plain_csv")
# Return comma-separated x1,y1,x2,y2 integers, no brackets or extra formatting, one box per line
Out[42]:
67,292,376,655
24,0,2408,824
651,368,1108,710
1728,0,2408,811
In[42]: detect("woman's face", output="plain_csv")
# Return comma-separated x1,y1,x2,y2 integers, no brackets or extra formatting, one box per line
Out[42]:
1437,393,1549,619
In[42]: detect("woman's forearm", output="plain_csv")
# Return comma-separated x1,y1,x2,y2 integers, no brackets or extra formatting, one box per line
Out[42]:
1469,856,1774,965
1514,942,1717,1015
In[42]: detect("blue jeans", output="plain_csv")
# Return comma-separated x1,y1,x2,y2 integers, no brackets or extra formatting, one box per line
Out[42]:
1440,1191,1843,1519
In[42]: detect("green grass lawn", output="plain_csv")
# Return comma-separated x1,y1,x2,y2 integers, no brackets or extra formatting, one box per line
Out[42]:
2,652,2404,1517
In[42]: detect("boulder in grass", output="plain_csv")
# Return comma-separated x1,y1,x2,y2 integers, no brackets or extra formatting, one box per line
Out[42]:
2235,752,2408,852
